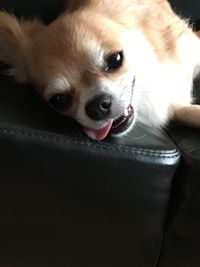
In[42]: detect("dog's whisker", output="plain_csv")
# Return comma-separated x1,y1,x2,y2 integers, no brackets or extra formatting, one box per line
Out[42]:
0,0,198,140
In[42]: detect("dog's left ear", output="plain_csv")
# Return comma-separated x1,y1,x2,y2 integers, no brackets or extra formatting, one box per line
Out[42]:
0,12,45,83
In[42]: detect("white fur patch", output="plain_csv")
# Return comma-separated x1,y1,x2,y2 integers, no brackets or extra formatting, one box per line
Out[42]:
45,77,70,100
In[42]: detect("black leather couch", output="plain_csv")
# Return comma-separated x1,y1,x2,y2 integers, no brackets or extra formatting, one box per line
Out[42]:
0,1,199,266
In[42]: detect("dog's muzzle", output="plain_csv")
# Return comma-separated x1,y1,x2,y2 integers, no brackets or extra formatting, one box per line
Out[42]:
83,76,135,141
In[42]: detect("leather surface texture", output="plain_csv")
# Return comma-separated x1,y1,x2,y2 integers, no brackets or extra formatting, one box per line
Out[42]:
0,73,180,267
0,0,182,266
158,125,200,267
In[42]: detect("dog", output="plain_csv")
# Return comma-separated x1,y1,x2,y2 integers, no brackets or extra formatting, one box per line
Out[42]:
0,0,200,141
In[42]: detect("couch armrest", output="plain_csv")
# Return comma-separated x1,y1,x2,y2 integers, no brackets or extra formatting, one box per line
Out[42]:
0,74,180,266
159,124,200,267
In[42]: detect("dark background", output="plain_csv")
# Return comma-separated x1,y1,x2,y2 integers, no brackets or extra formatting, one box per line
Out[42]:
0,0,199,24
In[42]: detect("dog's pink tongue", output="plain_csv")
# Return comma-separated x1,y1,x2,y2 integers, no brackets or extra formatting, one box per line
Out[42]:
84,122,113,141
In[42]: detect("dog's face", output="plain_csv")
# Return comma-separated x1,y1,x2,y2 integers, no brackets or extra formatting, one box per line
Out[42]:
0,0,185,140
28,12,138,141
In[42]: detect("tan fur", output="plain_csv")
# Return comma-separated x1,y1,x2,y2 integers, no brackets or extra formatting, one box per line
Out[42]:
196,30,200,38
0,0,200,138
173,105,200,128
0,12,44,83
0,0,186,83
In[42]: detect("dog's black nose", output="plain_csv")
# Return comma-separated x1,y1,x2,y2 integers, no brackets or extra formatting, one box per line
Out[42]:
85,94,112,121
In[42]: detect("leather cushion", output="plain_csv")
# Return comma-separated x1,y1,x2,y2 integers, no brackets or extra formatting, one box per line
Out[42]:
0,74,180,266
159,124,200,267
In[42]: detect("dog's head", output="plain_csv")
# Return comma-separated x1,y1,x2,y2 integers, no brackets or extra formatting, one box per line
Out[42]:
0,0,185,140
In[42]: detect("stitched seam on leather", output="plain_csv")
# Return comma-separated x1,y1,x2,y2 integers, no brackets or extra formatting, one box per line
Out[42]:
0,127,180,159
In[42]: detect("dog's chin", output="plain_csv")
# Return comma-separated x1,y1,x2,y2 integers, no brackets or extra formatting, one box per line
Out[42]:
83,105,134,141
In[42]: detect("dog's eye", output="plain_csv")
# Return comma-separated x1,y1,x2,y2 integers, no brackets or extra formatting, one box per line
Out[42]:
49,94,72,111
105,51,124,72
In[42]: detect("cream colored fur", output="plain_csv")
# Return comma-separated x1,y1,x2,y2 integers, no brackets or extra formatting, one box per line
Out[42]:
0,0,200,139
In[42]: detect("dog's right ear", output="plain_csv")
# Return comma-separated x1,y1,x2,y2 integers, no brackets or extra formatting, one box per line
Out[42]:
0,11,44,83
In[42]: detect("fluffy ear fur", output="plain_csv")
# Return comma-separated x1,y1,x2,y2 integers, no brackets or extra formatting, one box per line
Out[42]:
0,11,44,83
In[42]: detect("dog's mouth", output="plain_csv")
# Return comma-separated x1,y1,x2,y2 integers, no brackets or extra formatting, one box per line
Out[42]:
83,76,135,141
83,105,134,141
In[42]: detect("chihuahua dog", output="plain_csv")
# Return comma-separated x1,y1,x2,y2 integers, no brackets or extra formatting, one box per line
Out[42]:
0,0,200,140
